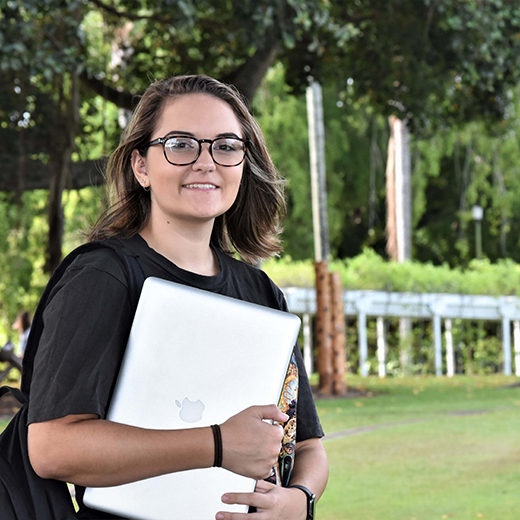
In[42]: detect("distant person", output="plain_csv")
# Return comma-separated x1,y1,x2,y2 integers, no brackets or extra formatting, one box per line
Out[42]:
12,310,31,356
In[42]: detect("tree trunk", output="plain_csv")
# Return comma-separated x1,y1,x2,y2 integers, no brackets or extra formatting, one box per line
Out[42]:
222,28,280,103
44,72,80,274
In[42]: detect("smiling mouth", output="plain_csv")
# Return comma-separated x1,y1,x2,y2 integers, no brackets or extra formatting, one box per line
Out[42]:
183,183,218,189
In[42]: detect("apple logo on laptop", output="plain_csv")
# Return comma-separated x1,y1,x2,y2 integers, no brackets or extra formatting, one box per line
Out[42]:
175,398,205,423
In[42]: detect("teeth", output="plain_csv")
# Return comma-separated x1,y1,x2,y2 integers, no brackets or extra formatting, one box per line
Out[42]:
183,184,217,189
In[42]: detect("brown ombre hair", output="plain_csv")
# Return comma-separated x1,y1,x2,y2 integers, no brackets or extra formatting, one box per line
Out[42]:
88,75,286,264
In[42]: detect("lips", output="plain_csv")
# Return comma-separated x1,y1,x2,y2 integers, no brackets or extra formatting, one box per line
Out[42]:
182,183,218,189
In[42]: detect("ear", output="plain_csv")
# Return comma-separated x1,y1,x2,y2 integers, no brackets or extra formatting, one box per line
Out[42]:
131,150,149,189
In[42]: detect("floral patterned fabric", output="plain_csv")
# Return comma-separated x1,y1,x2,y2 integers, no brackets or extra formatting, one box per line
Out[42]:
266,353,299,487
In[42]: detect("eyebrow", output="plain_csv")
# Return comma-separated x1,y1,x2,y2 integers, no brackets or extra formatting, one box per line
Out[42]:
164,131,243,139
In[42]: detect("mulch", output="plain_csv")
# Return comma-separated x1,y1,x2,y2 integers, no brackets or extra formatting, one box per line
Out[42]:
311,385,370,400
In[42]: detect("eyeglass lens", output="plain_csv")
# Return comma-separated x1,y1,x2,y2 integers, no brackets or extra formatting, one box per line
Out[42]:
164,137,246,166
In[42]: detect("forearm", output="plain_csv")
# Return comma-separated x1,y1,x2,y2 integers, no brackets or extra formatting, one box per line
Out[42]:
28,414,213,487
28,404,288,489
289,437,329,500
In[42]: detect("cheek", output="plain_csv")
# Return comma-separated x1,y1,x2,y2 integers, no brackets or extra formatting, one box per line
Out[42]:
230,170,243,198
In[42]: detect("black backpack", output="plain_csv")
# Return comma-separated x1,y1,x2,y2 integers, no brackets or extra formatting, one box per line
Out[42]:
0,241,145,520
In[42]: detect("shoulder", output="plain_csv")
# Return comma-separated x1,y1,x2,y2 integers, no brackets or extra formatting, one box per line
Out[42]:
218,251,287,310
57,240,133,291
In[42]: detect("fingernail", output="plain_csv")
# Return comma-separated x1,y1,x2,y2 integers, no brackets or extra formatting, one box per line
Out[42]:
216,513,225,520
281,413,289,421
221,494,230,503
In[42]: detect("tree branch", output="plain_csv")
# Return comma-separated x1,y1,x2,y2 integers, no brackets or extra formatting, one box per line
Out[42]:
1,157,105,192
222,28,280,103
79,69,138,110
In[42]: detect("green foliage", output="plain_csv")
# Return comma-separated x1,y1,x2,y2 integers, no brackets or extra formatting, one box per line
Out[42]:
78,0,335,98
316,0,520,130
411,105,520,266
342,317,505,377
264,247,520,296
0,186,102,349
0,190,48,346
255,64,388,260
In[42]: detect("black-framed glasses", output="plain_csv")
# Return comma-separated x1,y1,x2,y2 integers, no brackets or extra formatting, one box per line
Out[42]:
146,135,249,167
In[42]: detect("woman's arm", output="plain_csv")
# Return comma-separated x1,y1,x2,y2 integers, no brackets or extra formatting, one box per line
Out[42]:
28,404,289,488
217,437,329,519
289,437,329,499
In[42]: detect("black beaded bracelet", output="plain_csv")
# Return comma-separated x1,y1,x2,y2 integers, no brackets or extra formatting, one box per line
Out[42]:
210,424,223,467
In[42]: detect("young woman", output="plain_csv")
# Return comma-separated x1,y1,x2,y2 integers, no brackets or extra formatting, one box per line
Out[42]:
27,75,328,519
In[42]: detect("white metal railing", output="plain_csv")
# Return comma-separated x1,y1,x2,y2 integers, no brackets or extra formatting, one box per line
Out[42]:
282,287,520,378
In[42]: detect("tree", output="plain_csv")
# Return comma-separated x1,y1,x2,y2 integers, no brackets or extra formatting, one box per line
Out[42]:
0,0,87,272
0,0,337,272
80,0,335,105
282,0,520,264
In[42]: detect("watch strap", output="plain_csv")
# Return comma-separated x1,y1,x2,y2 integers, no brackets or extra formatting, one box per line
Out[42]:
288,484,316,520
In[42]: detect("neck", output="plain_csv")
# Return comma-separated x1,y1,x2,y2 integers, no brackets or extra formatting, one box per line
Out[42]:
140,217,219,276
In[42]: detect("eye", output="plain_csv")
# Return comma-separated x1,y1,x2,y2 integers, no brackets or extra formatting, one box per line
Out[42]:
165,137,197,151
213,138,243,152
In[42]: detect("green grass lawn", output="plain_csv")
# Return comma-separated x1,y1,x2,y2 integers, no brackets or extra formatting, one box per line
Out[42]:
316,375,520,520
2,375,519,519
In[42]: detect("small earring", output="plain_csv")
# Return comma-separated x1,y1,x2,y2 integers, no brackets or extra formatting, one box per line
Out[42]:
141,178,150,192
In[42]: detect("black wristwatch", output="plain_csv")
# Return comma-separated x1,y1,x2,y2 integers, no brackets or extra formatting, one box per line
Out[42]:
289,484,316,520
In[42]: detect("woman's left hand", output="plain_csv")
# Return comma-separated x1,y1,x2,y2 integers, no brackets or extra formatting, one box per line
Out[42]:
216,480,307,520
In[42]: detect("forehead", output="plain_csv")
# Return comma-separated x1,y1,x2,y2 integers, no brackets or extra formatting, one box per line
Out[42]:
154,94,243,137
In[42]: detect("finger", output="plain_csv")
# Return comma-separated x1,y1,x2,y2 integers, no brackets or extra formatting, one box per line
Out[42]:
254,479,275,493
255,404,289,423
221,491,270,509
215,512,250,520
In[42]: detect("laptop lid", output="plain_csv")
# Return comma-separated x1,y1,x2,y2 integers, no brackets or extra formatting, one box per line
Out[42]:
84,277,300,520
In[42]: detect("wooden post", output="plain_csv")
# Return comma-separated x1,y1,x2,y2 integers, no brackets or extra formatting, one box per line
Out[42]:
315,261,333,394
330,272,347,395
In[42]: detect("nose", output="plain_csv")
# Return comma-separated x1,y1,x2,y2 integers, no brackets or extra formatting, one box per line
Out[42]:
193,142,215,170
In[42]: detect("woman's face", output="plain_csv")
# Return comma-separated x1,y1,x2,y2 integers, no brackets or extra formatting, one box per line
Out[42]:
133,93,244,229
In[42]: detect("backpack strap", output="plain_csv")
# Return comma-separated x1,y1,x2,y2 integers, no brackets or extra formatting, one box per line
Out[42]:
20,240,145,397
0,386,27,405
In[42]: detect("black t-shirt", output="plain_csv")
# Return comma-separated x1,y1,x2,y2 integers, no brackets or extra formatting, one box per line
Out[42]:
28,235,324,519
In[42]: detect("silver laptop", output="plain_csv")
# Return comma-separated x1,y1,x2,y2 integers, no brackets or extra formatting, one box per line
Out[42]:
83,277,300,520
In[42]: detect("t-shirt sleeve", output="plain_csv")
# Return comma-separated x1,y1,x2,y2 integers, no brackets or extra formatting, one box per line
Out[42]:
271,284,325,441
292,340,325,441
27,253,134,424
